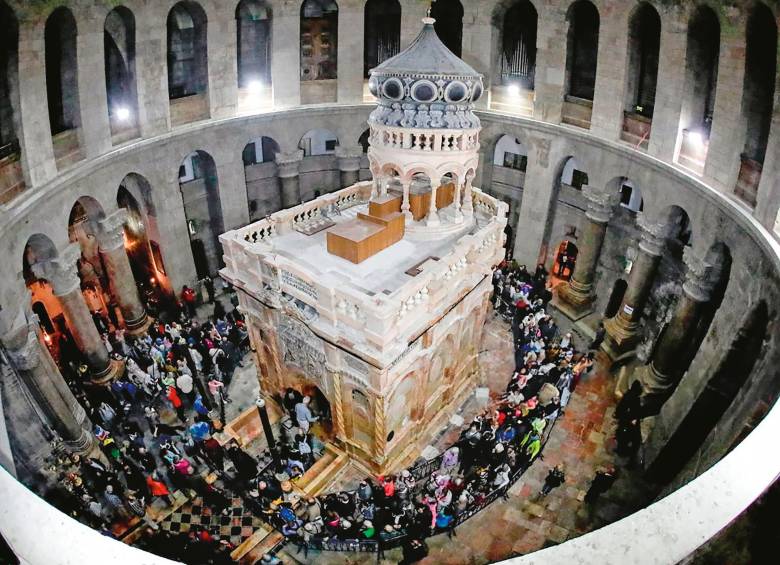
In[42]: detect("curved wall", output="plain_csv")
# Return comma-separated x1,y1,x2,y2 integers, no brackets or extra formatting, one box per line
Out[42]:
0,0,778,561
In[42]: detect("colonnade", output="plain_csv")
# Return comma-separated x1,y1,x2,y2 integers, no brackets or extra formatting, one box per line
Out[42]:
555,188,728,415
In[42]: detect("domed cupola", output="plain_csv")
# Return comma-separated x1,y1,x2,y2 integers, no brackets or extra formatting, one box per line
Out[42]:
365,17,484,233
367,17,483,130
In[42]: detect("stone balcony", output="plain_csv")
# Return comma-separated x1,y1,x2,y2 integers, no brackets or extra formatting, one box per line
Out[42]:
219,181,508,369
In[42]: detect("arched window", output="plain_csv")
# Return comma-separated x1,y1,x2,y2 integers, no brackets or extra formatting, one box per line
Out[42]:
0,1,19,158
45,7,81,136
618,179,643,213
363,0,401,77
167,2,208,100
560,157,588,190
300,0,338,81
299,128,339,156
500,0,537,89
493,134,528,171
741,4,777,166
565,0,599,100
236,0,272,89
104,7,139,135
625,3,661,117
430,0,463,57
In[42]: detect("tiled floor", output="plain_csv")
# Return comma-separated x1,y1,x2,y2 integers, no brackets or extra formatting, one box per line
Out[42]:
158,496,265,547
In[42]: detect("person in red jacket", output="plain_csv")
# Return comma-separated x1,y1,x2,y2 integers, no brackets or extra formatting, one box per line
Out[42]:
182,285,197,318
146,473,174,506
167,385,186,422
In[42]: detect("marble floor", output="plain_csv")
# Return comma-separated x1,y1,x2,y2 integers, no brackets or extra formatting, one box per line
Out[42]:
272,311,655,564
133,295,655,564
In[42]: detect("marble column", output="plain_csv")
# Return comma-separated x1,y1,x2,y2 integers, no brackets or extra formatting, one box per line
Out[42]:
336,145,364,188
453,180,464,223
462,171,474,217
3,319,93,454
602,214,668,359
275,150,304,209
426,182,440,226
555,187,616,320
401,179,413,221
639,249,714,413
32,244,113,382
97,210,149,334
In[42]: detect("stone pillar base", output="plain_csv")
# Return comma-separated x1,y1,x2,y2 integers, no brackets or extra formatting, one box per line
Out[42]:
601,315,642,361
125,313,154,336
64,427,98,456
90,358,124,386
635,363,675,416
552,282,596,321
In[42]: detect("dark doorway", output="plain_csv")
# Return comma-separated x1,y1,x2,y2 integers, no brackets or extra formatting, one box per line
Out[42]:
191,239,209,280
604,279,627,318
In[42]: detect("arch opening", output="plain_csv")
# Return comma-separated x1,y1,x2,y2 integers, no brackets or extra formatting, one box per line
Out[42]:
363,0,401,78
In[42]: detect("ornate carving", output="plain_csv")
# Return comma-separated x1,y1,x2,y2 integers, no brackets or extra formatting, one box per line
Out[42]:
637,213,669,257
682,248,715,303
281,270,318,300
583,185,617,224
372,394,386,461
274,150,304,178
97,209,128,252
332,372,346,440
31,243,82,296
278,315,326,382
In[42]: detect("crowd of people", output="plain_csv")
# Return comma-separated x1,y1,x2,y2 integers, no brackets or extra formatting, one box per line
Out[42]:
45,280,266,563
231,261,593,563
40,261,617,564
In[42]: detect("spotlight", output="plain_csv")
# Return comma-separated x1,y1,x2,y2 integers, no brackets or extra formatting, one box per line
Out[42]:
688,129,705,148
248,80,264,95
508,84,521,98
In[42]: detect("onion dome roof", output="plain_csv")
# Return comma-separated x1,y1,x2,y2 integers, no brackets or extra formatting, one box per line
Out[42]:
372,18,481,78
367,18,483,131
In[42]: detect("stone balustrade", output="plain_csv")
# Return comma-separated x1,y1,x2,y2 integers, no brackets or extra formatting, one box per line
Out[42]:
369,124,480,154
220,183,507,367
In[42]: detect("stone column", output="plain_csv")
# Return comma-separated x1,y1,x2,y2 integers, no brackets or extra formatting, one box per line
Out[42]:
97,210,149,334
638,249,714,413
16,21,57,187
215,155,251,230
555,187,616,320
275,150,304,209
602,214,668,359
532,6,567,123
32,244,113,382
647,17,687,162
76,14,112,158
336,145,363,188
3,319,93,454
462,171,474,217
207,7,238,119
590,6,630,142
453,180,464,223
426,183,440,226
135,16,170,137
337,0,364,104
401,179,413,221
271,1,301,107
703,32,747,193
